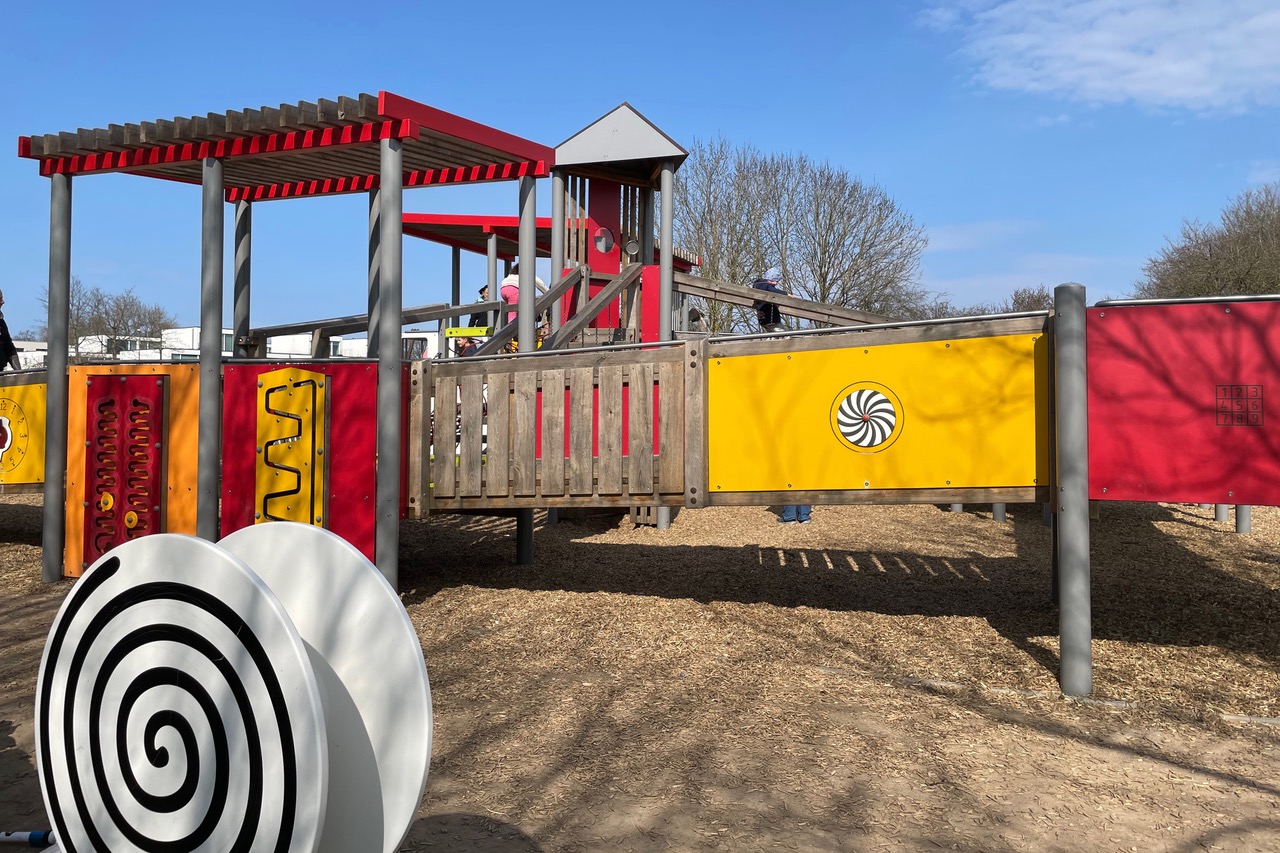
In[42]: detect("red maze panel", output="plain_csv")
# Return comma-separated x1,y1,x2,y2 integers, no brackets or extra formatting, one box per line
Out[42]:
222,362,405,562
1087,301,1280,505
83,375,167,564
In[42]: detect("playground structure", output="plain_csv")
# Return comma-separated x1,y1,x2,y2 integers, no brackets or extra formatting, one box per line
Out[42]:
5,88,1279,709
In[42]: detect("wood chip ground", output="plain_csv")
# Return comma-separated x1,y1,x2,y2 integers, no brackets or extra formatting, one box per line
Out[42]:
2,495,1278,851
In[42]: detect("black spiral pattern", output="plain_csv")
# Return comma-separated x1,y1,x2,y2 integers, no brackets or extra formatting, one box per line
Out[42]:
37,544,324,853
836,388,898,448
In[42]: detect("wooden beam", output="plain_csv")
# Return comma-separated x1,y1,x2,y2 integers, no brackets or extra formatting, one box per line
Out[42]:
673,271,893,326
473,267,587,356
540,265,643,351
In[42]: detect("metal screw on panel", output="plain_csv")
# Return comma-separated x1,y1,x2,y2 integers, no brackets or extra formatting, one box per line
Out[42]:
315,516,322,523
317,448,324,455
1225,307,1232,313
254,512,261,519
864,481,870,487
1099,312,1105,317
945,343,950,348
1102,487,1108,493
1228,491,1234,497
258,381,264,388
256,447,262,453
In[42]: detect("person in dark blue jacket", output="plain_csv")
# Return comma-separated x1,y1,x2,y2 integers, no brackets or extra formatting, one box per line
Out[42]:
750,269,810,524
751,266,787,332
0,290,20,371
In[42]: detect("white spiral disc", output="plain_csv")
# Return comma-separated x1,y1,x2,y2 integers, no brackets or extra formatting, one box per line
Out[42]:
35,535,328,853
836,388,898,448
218,523,432,853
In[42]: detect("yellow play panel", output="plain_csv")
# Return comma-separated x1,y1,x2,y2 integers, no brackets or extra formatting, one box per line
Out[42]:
707,334,1050,493
0,382,47,486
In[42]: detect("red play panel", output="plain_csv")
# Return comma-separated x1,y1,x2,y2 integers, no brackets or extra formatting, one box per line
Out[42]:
223,361,402,561
83,375,167,563
1087,300,1280,505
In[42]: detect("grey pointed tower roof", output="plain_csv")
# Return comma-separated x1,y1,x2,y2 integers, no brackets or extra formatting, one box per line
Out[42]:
555,102,687,182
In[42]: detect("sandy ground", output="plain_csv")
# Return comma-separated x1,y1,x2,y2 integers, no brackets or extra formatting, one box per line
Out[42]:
2,493,1279,851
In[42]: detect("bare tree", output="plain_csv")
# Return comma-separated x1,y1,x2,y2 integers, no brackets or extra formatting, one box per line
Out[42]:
34,274,96,355
86,288,177,354
36,278,176,355
1136,182,1280,299
674,137,929,332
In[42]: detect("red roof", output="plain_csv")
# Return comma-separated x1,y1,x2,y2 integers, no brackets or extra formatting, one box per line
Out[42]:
17,91,555,202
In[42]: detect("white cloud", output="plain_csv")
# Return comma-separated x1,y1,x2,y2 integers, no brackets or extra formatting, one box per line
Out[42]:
923,0,1280,113
924,219,1039,252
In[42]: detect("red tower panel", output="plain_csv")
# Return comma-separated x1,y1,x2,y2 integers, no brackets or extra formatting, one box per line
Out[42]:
82,375,167,564
1087,301,1280,505
222,362,391,561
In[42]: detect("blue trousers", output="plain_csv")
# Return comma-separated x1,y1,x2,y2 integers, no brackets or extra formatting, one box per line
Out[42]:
781,505,811,522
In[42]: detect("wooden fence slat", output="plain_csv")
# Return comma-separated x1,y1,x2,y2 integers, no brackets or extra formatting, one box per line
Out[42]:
406,362,428,518
658,360,683,494
459,374,485,497
683,341,708,509
569,367,595,495
628,364,654,495
513,372,539,496
433,375,458,499
486,371,511,497
598,365,624,495
541,369,566,496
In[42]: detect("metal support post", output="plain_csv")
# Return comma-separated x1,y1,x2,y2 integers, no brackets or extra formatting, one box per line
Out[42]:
992,503,1006,522
367,188,381,359
950,503,964,513
233,199,252,358
516,175,537,563
41,173,72,582
487,232,499,329
449,246,461,355
550,168,566,334
376,139,404,587
1236,505,1252,534
1054,283,1092,697
197,158,224,542
1214,503,1229,522
655,163,675,530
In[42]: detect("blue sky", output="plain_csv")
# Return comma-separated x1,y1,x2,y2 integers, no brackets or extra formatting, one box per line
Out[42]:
3,0,1279,333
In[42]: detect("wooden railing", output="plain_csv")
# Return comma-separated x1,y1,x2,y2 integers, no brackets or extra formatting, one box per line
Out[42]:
409,341,706,514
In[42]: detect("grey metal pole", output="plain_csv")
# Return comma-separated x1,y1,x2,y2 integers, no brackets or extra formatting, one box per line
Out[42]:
950,503,964,513
197,158,224,542
1043,502,1052,527
376,138,404,588
517,176,536,352
641,186,655,263
1214,503,1229,522
516,176,537,564
233,199,252,358
655,164,676,530
367,188,381,359
450,246,462,344
1236,505,1252,534
1054,283,1092,697
992,503,1006,522
550,168,566,335
41,173,71,583
487,232,499,329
